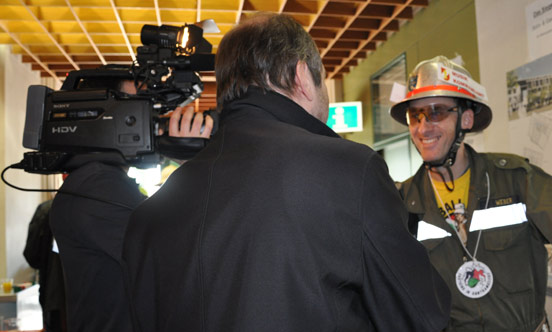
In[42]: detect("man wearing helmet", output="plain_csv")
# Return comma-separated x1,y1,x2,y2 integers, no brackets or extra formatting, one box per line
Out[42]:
391,55,552,331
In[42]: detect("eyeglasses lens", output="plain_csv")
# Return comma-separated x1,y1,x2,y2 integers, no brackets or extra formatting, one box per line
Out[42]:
407,105,457,124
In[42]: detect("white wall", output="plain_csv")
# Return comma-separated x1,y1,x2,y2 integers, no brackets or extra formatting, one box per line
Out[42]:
1,45,43,282
475,0,552,174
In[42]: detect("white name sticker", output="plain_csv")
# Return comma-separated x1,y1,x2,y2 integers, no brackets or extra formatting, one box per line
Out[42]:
437,64,488,101
469,203,527,232
417,220,452,241
389,82,407,103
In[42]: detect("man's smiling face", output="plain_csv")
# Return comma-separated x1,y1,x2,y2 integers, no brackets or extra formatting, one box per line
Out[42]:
407,97,460,163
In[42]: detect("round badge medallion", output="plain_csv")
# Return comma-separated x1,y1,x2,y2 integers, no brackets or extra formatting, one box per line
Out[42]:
455,260,493,299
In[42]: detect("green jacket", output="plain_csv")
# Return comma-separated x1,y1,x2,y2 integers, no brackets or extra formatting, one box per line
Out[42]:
398,144,552,332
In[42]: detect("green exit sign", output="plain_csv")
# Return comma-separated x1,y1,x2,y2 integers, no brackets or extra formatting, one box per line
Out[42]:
326,101,363,133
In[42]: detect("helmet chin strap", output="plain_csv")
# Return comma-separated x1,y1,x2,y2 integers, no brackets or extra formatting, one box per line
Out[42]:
423,110,466,192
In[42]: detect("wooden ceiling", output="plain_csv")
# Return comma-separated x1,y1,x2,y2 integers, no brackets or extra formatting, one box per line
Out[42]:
0,0,429,111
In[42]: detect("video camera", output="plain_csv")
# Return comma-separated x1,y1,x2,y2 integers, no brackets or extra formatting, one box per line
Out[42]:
19,22,218,174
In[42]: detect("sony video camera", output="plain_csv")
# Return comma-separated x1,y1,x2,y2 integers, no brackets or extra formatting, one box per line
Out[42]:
20,22,217,174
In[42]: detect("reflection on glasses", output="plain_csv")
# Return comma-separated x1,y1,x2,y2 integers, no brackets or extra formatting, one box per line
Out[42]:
406,104,459,125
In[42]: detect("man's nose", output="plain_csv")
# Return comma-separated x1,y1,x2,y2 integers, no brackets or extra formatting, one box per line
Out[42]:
417,114,434,132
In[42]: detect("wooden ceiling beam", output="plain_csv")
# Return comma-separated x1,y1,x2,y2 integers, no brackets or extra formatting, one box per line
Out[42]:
32,63,98,71
349,18,381,30
383,20,399,31
22,55,132,63
314,39,329,48
325,50,350,58
278,0,288,13
306,0,330,31
322,58,343,65
363,41,376,50
313,16,348,28
370,0,406,4
322,2,358,16
345,59,358,67
0,21,61,85
197,0,202,22
109,0,135,61
19,0,80,70
328,0,414,79
372,31,387,41
352,51,367,58
282,0,321,14
359,4,394,18
340,30,370,39
65,0,106,66
154,0,162,25
410,0,429,6
338,66,350,73
319,0,371,59
332,40,360,49
309,28,337,39
397,6,413,19
235,0,245,23
2,0,428,87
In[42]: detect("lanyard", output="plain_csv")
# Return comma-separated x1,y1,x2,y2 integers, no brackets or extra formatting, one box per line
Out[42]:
428,171,490,261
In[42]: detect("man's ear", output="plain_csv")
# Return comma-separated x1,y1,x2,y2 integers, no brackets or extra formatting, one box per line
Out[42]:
294,61,314,102
461,109,474,130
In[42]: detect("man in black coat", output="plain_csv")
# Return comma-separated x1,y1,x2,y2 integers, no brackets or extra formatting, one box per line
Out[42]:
49,73,213,332
123,13,451,332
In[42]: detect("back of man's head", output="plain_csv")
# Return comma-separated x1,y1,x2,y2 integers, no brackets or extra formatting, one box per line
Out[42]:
215,13,323,108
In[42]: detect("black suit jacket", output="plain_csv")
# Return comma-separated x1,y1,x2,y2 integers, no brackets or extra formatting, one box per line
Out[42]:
123,87,451,332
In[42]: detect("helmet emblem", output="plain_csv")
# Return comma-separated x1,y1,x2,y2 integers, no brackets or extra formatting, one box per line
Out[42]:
441,67,450,81
408,75,418,92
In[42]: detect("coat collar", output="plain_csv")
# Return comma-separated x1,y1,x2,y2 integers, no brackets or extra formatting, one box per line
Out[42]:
220,86,340,138
404,144,489,221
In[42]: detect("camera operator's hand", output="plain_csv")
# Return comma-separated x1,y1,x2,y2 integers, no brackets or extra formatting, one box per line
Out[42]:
168,106,213,138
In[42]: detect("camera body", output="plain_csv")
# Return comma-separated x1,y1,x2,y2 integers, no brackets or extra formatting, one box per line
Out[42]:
21,23,216,174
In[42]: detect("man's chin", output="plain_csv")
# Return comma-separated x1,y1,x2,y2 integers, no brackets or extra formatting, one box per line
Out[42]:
422,154,445,165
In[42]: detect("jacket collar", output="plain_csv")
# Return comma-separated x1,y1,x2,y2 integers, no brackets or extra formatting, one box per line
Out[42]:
404,144,488,221
465,144,493,215
220,86,340,138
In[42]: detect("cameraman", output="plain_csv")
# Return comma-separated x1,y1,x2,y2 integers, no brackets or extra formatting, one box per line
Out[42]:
49,76,212,332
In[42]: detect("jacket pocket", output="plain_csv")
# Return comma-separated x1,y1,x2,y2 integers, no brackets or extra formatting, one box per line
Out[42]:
481,223,533,293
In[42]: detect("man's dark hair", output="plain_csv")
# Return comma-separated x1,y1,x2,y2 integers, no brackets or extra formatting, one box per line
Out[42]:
215,13,323,108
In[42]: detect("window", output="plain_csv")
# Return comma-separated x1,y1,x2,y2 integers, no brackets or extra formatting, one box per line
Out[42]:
370,54,408,144
370,54,422,182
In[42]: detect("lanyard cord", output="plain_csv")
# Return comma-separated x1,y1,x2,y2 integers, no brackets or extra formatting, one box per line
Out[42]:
428,171,490,261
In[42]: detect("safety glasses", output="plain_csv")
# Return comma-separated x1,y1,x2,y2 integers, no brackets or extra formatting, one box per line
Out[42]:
406,104,459,125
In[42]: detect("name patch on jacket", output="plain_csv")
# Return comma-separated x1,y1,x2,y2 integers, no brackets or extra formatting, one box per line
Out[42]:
478,195,520,209
417,221,452,241
469,203,527,232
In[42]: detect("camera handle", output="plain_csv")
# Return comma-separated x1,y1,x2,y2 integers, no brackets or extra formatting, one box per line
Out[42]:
156,136,209,160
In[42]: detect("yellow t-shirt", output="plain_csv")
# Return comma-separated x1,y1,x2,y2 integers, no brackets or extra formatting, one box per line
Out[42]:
432,169,471,244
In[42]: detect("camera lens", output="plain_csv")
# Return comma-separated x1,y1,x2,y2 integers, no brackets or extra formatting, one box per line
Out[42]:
141,25,183,49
